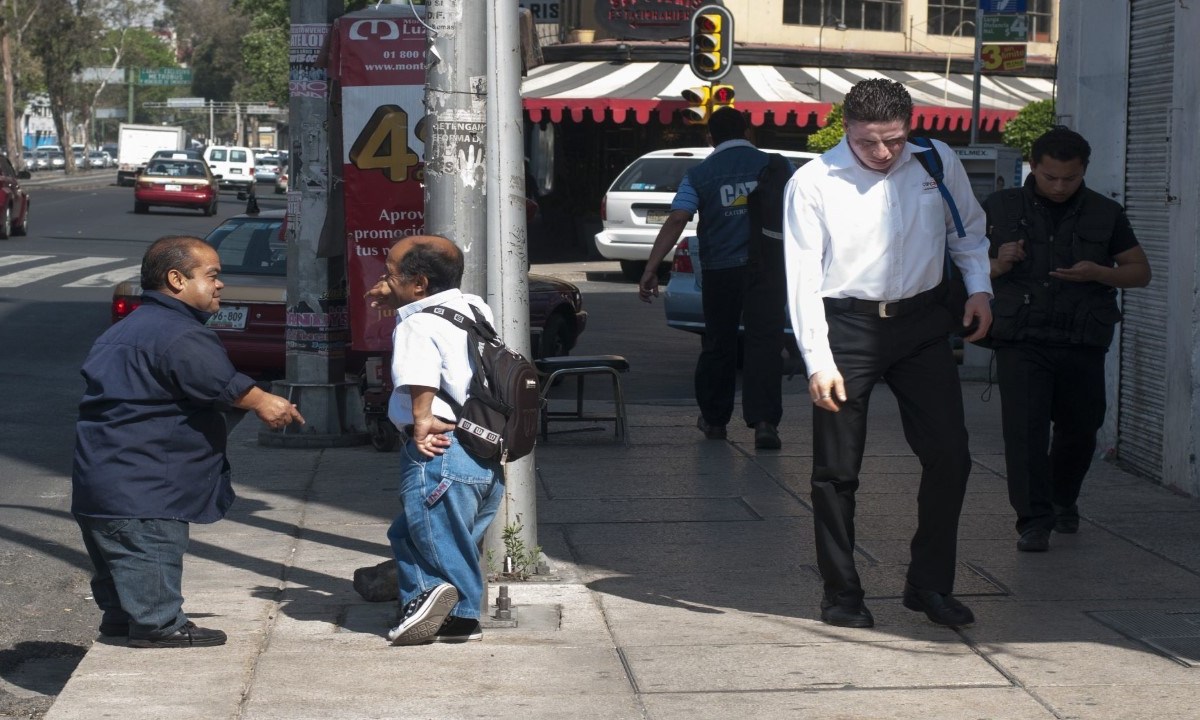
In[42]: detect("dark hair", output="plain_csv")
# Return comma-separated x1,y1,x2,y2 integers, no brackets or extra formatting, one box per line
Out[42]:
1031,126,1091,168
842,79,913,127
398,238,464,294
141,235,208,290
707,107,747,145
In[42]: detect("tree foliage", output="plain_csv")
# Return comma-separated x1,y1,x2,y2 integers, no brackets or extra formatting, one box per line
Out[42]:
28,0,100,168
806,104,844,153
1003,99,1055,160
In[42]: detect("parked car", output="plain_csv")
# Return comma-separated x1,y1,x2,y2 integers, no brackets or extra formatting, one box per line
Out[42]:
133,158,219,215
87,151,109,169
204,145,256,191
595,147,818,281
110,210,588,378
46,150,66,169
0,154,31,238
254,156,281,183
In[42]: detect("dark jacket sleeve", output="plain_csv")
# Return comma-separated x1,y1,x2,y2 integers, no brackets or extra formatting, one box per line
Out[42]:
161,325,256,408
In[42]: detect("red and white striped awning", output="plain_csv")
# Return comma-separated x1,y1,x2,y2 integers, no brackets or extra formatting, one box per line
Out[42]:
522,61,1054,131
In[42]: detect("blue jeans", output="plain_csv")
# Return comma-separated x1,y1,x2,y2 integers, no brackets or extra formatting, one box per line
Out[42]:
75,515,191,639
387,434,503,620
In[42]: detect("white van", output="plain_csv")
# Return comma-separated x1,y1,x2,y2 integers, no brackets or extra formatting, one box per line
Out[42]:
204,145,256,190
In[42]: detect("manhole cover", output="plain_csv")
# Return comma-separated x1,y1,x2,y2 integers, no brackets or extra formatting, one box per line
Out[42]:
1088,609,1200,667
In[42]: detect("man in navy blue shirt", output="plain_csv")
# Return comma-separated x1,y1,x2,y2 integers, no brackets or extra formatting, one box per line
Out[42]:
73,235,304,648
638,108,788,450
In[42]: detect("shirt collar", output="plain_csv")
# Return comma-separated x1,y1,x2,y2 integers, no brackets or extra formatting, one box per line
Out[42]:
396,288,464,322
141,290,214,323
711,139,756,155
825,137,926,175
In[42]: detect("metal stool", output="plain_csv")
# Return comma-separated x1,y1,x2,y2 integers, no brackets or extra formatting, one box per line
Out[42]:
535,355,630,442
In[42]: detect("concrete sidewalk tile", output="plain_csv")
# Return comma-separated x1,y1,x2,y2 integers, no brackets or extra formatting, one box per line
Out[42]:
640,687,1053,720
539,496,761,524
984,637,1200,687
622,640,1007,692
567,540,814,575
1035,684,1200,720
563,516,811,547
959,600,1136,645
965,549,1200,601
244,691,645,720
586,569,813,609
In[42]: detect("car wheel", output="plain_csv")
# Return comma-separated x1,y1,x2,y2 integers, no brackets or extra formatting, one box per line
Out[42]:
619,260,644,282
369,417,399,452
0,204,10,239
538,311,573,360
134,201,148,214
12,203,28,236
205,199,218,216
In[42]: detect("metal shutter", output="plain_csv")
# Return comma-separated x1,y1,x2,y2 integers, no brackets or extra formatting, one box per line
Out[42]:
1118,0,1174,478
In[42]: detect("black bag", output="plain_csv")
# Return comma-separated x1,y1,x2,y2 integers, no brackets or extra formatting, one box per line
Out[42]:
911,137,972,336
422,304,540,463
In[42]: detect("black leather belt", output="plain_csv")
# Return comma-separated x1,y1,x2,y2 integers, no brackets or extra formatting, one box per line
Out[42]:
823,286,940,319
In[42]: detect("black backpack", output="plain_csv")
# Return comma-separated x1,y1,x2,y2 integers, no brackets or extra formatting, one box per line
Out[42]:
422,304,540,463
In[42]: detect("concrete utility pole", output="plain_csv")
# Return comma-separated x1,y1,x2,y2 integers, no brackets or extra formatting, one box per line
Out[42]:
484,0,537,562
423,0,489,296
262,0,367,448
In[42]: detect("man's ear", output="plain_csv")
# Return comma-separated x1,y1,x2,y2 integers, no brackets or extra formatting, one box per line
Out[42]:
165,268,187,294
412,274,430,297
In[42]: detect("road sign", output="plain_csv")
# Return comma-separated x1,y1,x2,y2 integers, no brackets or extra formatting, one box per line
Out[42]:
166,97,206,108
982,14,1028,43
245,105,283,115
982,44,1027,72
980,0,1026,12
77,67,125,84
138,68,193,86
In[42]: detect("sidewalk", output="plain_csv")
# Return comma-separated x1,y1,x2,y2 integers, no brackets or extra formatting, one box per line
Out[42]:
45,382,1200,719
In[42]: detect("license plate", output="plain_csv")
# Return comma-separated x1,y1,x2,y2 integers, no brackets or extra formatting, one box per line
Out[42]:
207,306,249,330
646,209,670,224
164,184,182,191
231,168,242,174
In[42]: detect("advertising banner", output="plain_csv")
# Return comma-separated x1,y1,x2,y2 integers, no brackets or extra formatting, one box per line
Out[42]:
328,10,428,351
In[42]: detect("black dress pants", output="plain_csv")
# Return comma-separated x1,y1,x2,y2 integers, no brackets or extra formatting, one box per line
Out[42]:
696,262,786,428
812,304,971,605
995,343,1107,533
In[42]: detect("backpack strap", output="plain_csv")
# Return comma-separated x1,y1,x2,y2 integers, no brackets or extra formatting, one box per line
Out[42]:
910,136,966,239
419,303,494,416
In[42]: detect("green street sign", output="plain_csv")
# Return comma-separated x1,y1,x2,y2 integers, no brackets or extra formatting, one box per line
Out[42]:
982,13,1028,43
138,68,193,86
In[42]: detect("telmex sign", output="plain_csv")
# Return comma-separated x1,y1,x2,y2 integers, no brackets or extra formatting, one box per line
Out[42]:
595,0,724,40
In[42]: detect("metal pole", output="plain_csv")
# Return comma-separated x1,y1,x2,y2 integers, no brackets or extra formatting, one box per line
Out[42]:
261,0,366,448
424,0,489,297
127,68,135,124
209,101,214,143
484,0,537,566
970,6,984,144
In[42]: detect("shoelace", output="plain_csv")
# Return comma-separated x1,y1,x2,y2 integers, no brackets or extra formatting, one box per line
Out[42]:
400,588,434,620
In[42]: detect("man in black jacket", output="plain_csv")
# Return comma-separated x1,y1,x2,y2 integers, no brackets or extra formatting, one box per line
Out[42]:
983,127,1151,552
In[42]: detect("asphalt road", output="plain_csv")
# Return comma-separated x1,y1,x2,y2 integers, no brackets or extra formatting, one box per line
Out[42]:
0,173,737,718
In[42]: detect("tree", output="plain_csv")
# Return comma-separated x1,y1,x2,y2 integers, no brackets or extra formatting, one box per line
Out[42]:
78,0,162,143
806,104,844,153
1,0,45,168
1003,99,1055,160
28,0,100,172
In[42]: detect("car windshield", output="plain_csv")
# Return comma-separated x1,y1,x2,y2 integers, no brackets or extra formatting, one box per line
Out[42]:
612,157,704,192
205,218,286,276
144,160,207,177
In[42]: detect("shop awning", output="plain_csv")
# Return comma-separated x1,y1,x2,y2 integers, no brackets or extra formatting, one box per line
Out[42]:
522,61,1054,131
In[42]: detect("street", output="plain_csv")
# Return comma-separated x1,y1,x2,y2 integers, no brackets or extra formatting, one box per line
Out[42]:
0,175,747,717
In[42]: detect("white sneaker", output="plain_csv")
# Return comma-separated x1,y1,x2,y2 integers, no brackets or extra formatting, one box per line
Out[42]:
387,583,459,646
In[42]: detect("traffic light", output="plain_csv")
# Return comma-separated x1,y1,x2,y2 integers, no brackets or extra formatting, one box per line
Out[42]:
681,85,711,125
689,5,734,82
709,84,736,113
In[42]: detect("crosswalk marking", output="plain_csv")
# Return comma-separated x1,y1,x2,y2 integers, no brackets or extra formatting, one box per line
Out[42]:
0,254,53,269
64,265,142,288
0,256,124,288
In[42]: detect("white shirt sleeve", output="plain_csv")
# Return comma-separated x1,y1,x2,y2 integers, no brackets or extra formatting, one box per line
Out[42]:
783,171,837,377
939,141,994,297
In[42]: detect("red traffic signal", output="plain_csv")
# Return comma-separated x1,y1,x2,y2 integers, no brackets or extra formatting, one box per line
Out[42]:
689,5,734,82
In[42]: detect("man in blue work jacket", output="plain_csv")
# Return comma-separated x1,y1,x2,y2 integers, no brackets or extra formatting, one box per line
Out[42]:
73,235,304,648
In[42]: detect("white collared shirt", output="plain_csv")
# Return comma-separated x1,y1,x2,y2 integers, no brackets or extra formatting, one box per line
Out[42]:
387,288,495,429
782,137,993,376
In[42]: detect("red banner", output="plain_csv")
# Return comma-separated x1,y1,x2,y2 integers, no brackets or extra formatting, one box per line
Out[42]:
328,9,428,351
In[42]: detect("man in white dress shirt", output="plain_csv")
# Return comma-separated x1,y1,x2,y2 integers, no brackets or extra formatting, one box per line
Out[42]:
782,79,993,629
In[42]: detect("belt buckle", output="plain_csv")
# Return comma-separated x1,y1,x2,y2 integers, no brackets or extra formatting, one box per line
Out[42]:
877,301,895,318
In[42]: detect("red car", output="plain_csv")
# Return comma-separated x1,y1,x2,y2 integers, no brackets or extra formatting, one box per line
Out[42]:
0,154,31,238
134,158,219,216
111,210,588,378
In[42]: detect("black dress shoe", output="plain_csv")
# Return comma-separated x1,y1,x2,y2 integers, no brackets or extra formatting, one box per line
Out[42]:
820,600,874,628
1017,527,1051,552
696,416,726,440
753,422,781,449
902,583,975,627
1054,514,1080,534
128,621,227,648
